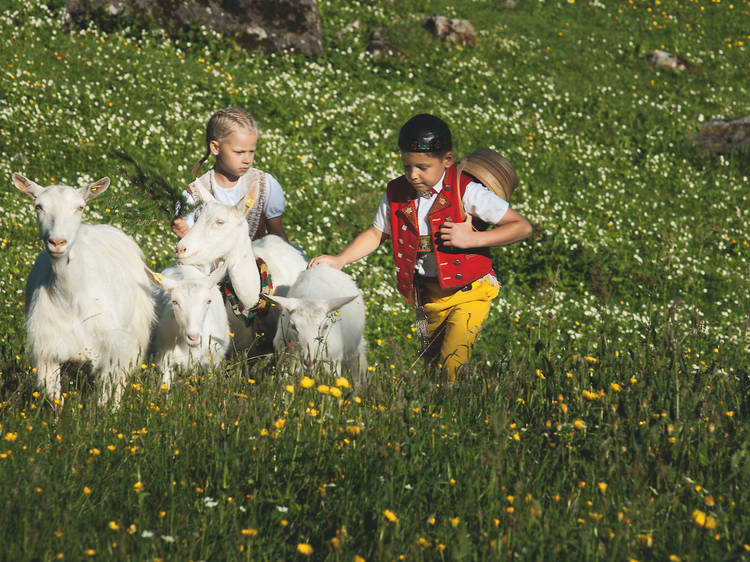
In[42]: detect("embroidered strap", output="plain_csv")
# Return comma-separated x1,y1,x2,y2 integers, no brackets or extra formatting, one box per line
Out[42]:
220,258,274,326
417,235,433,253
412,276,430,352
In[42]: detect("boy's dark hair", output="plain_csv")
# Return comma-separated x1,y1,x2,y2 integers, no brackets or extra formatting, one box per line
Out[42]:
398,113,452,157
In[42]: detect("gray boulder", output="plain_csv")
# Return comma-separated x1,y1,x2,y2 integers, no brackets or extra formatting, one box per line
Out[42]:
63,0,323,55
685,116,750,155
423,15,476,47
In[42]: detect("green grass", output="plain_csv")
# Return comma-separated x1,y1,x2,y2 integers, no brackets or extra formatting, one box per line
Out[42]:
0,0,749,559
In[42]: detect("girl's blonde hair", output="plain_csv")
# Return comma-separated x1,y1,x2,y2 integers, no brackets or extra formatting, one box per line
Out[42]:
192,107,258,178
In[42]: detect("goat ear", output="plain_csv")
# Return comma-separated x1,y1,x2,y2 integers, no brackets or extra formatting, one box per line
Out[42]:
325,295,359,313
144,267,177,291
12,173,44,199
261,294,298,311
207,260,228,285
81,177,110,202
233,184,258,217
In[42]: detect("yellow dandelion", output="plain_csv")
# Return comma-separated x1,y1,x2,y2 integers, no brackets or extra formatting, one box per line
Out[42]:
597,482,608,494
84,549,96,557
450,517,460,527
284,385,295,394
584,356,598,364
317,384,331,395
636,533,653,547
330,536,340,548
329,386,342,398
300,376,314,388
610,382,622,392
132,481,144,493
692,509,707,527
383,509,399,523
573,419,585,430
296,543,313,555
82,486,91,495
241,528,258,537
334,377,350,388
108,521,119,531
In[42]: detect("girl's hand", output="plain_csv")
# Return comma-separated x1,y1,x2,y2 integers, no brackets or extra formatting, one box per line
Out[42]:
308,255,343,270
171,217,189,238
438,213,476,248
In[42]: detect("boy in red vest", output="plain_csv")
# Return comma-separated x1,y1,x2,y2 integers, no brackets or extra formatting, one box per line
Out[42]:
309,114,532,380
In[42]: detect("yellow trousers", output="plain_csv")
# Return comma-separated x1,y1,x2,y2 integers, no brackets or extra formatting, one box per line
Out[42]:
420,275,499,381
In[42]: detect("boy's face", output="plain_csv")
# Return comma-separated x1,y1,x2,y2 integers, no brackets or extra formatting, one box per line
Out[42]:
211,129,257,180
400,151,454,195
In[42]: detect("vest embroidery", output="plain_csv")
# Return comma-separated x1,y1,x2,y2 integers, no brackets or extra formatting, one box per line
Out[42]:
387,166,493,302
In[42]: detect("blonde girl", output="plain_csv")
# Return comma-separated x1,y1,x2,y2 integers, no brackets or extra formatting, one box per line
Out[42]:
172,107,288,241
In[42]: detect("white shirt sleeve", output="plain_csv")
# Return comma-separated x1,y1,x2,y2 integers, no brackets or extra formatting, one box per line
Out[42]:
179,188,199,229
371,192,390,234
263,173,286,219
462,181,509,225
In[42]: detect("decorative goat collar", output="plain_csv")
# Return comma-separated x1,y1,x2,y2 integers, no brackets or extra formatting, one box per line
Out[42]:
220,258,274,326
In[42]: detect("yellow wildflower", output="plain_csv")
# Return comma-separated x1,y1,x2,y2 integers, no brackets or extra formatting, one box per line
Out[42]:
383,509,399,523
297,543,313,555
334,377,350,388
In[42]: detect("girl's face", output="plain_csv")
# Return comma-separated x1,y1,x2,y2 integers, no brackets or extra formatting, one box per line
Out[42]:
210,129,257,181
400,151,454,195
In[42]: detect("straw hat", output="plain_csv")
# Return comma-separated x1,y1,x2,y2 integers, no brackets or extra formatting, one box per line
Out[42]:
456,148,518,202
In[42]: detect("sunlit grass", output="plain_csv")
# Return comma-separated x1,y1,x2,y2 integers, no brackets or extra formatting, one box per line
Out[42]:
0,0,748,559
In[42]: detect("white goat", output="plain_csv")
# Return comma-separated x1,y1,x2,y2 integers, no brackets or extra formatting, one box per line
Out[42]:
145,263,230,388
13,173,155,406
265,264,367,381
175,182,307,352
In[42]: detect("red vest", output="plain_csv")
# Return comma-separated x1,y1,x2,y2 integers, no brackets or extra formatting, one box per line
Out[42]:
387,166,493,303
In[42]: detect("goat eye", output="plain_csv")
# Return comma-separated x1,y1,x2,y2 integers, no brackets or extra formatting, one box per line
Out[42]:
76,205,84,213
206,299,212,305
215,219,225,226
34,204,43,212
171,300,179,307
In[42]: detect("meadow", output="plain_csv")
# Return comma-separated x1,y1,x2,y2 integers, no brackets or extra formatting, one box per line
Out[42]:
0,0,749,559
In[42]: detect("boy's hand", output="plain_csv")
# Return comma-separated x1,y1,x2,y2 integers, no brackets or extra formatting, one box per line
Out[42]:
171,217,189,238
438,213,476,248
308,255,344,270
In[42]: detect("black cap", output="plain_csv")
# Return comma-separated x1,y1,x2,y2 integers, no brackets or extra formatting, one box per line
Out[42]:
398,114,452,153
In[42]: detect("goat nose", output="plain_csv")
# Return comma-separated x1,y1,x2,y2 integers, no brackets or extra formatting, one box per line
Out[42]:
176,245,186,256
48,238,67,249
